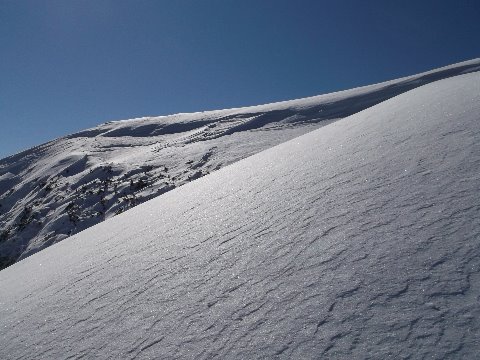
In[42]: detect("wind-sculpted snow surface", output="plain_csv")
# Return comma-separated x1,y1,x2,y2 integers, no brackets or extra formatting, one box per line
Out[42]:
0,59,479,268
1,71,480,358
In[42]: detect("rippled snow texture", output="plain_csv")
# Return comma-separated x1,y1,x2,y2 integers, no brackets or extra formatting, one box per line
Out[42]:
1,72,480,359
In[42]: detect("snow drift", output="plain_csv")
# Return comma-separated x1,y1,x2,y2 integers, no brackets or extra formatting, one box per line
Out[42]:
0,67,479,358
0,59,479,269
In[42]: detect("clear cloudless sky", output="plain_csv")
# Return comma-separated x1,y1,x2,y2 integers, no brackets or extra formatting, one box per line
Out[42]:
1,0,479,158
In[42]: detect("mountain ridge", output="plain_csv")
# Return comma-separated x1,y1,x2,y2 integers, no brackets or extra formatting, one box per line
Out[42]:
1,58,479,269
1,69,479,358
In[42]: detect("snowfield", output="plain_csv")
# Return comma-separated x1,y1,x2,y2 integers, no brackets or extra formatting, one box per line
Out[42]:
0,59,479,269
0,66,479,358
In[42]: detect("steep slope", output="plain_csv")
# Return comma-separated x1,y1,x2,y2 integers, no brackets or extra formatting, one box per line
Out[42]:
0,59,479,269
1,70,479,358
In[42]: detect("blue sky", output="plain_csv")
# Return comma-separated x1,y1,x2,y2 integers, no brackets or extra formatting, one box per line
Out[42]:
1,0,479,158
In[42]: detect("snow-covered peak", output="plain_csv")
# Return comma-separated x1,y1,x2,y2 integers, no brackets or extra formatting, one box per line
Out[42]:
0,59,479,270
1,69,479,358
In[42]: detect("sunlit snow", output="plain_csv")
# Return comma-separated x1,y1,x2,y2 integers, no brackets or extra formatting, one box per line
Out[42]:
0,65,479,358
0,59,479,269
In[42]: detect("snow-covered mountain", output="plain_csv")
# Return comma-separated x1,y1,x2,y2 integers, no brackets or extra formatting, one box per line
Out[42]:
1,61,480,358
1,59,479,270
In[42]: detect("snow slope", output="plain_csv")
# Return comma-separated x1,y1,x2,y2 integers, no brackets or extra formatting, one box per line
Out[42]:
0,59,479,269
1,69,479,358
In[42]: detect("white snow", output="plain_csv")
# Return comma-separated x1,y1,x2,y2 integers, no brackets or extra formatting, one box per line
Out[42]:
0,68,479,358
1,58,479,268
